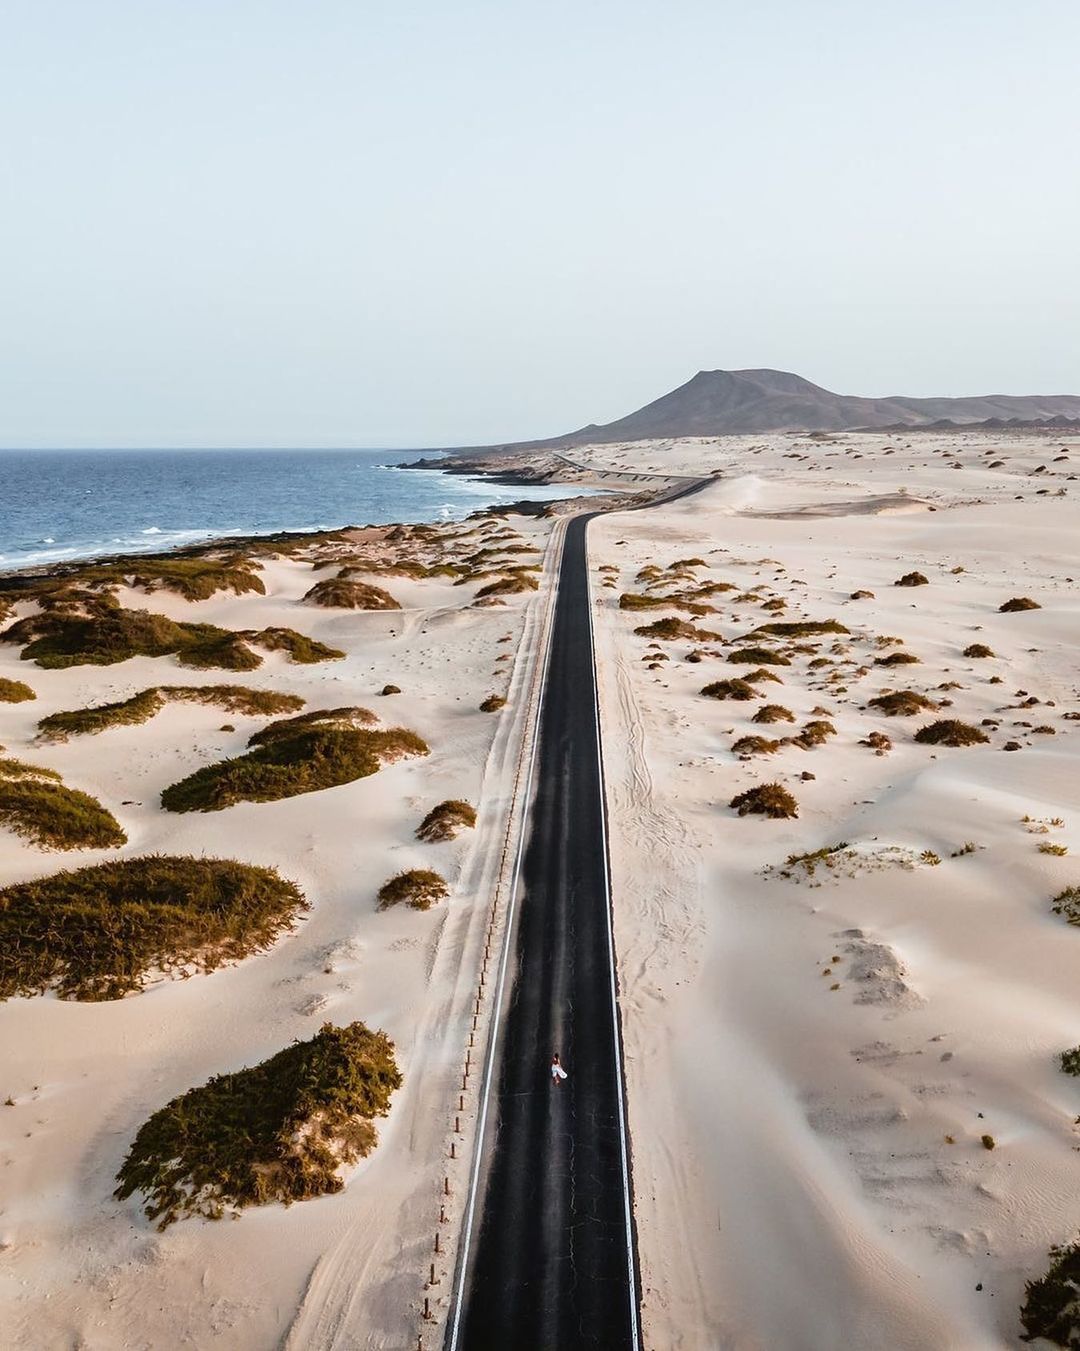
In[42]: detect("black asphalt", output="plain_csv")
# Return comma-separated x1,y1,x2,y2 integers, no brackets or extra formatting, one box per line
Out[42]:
455,512,639,1350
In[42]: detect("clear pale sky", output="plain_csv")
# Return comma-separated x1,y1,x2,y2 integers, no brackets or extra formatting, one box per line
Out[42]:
2,1,1078,448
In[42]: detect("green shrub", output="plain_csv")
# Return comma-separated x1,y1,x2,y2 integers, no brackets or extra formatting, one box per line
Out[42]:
246,706,376,747
753,704,795,724
114,1021,401,1228
728,647,791,666
0,758,125,850
161,723,427,812
963,643,994,658
0,856,305,1001
701,678,758,701
729,782,799,818
38,685,304,741
1021,1240,1080,1346
914,719,989,747
868,690,937,716
303,577,401,610
416,800,476,842
377,869,449,911
999,596,1041,612
0,677,35,703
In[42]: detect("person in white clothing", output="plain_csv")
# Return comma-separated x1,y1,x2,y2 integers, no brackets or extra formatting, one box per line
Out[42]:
551,1053,568,1085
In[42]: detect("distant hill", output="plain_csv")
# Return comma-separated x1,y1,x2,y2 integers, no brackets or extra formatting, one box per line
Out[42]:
429,370,1080,456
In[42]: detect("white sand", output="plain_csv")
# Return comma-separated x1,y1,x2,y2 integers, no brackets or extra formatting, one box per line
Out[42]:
589,430,1080,1348
0,517,555,1348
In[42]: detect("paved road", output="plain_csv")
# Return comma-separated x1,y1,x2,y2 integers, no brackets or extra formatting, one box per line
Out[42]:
452,512,640,1350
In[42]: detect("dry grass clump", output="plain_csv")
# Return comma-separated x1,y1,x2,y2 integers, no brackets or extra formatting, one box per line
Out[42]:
0,757,126,850
914,719,990,747
963,643,995,658
480,694,507,712
250,627,345,663
742,667,784,685
794,720,837,748
303,577,401,610
701,678,758,701
728,647,791,666
868,690,937,716
634,618,720,641
0,677,35,703
377,869,449,911
729,782,799,818
849,590,875,600
860,731,893,754
246,706,376,747
38,686,304,742
1020,1240,1080,1347
1051,886,1080,925
999,596,1041,612
753,704,795,724
875,651,921,667
894,572,929,587
732,736,782,756
161,716,426,813
416,799,476,842
0,856,305,1001
114,1021,401,1228
475,573,539,599
748,620,849,638
619,592,673,610
1060,1047,1080,1076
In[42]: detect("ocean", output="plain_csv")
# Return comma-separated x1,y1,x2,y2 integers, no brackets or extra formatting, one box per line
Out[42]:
0,448,591,572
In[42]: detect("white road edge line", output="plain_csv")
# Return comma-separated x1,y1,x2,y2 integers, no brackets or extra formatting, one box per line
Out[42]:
446,516,565,1351
584,515,643,1351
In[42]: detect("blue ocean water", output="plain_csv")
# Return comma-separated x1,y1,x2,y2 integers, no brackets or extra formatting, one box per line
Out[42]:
0,449,592,571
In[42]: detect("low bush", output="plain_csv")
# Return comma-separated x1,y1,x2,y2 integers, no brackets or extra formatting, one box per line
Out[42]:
114,1021,401,1228
732,736,781,756
914,719,989,747
849,590,874,600
874,652,921,667
753,704,795,724
0,677,35,703
475,573,539,599
377,869,449,911
999,597,1041,612
0,758,126,850
1060,1047,1080,1076
246,706,375,747
1052,887,1080,925
963,643,995,658
634,618,721,641
729,782,799,818
894,572,929,587
701,678,758,701
619,593,673,611
860,731,892,753
1021,1240,1080,1345
742,667,784,685
0,856,305,1001
416,799,476,842
480,694,506,712
728,647,791,666
868,690,937,716
161,722,427,812
748,620,849,638
303,577,401,610
250,628,345,664
794,720,837,748
38,685,303,741
381,683,401,695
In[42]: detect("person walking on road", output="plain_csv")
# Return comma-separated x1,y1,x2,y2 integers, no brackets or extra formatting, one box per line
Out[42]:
551,1053,568,1086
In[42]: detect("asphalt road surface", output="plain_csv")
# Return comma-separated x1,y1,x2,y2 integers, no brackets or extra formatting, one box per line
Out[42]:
452,512,640,1350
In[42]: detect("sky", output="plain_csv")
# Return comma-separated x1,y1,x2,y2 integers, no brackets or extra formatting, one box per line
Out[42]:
1,0,1078,449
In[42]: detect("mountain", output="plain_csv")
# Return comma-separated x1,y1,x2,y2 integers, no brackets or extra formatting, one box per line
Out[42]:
431,370,1080,455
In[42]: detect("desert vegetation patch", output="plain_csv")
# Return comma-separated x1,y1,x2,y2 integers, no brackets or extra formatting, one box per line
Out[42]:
0,757,125,850
0,856,305,1001
377,869,449,911
416,799,476,842
114,1022,401,1228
